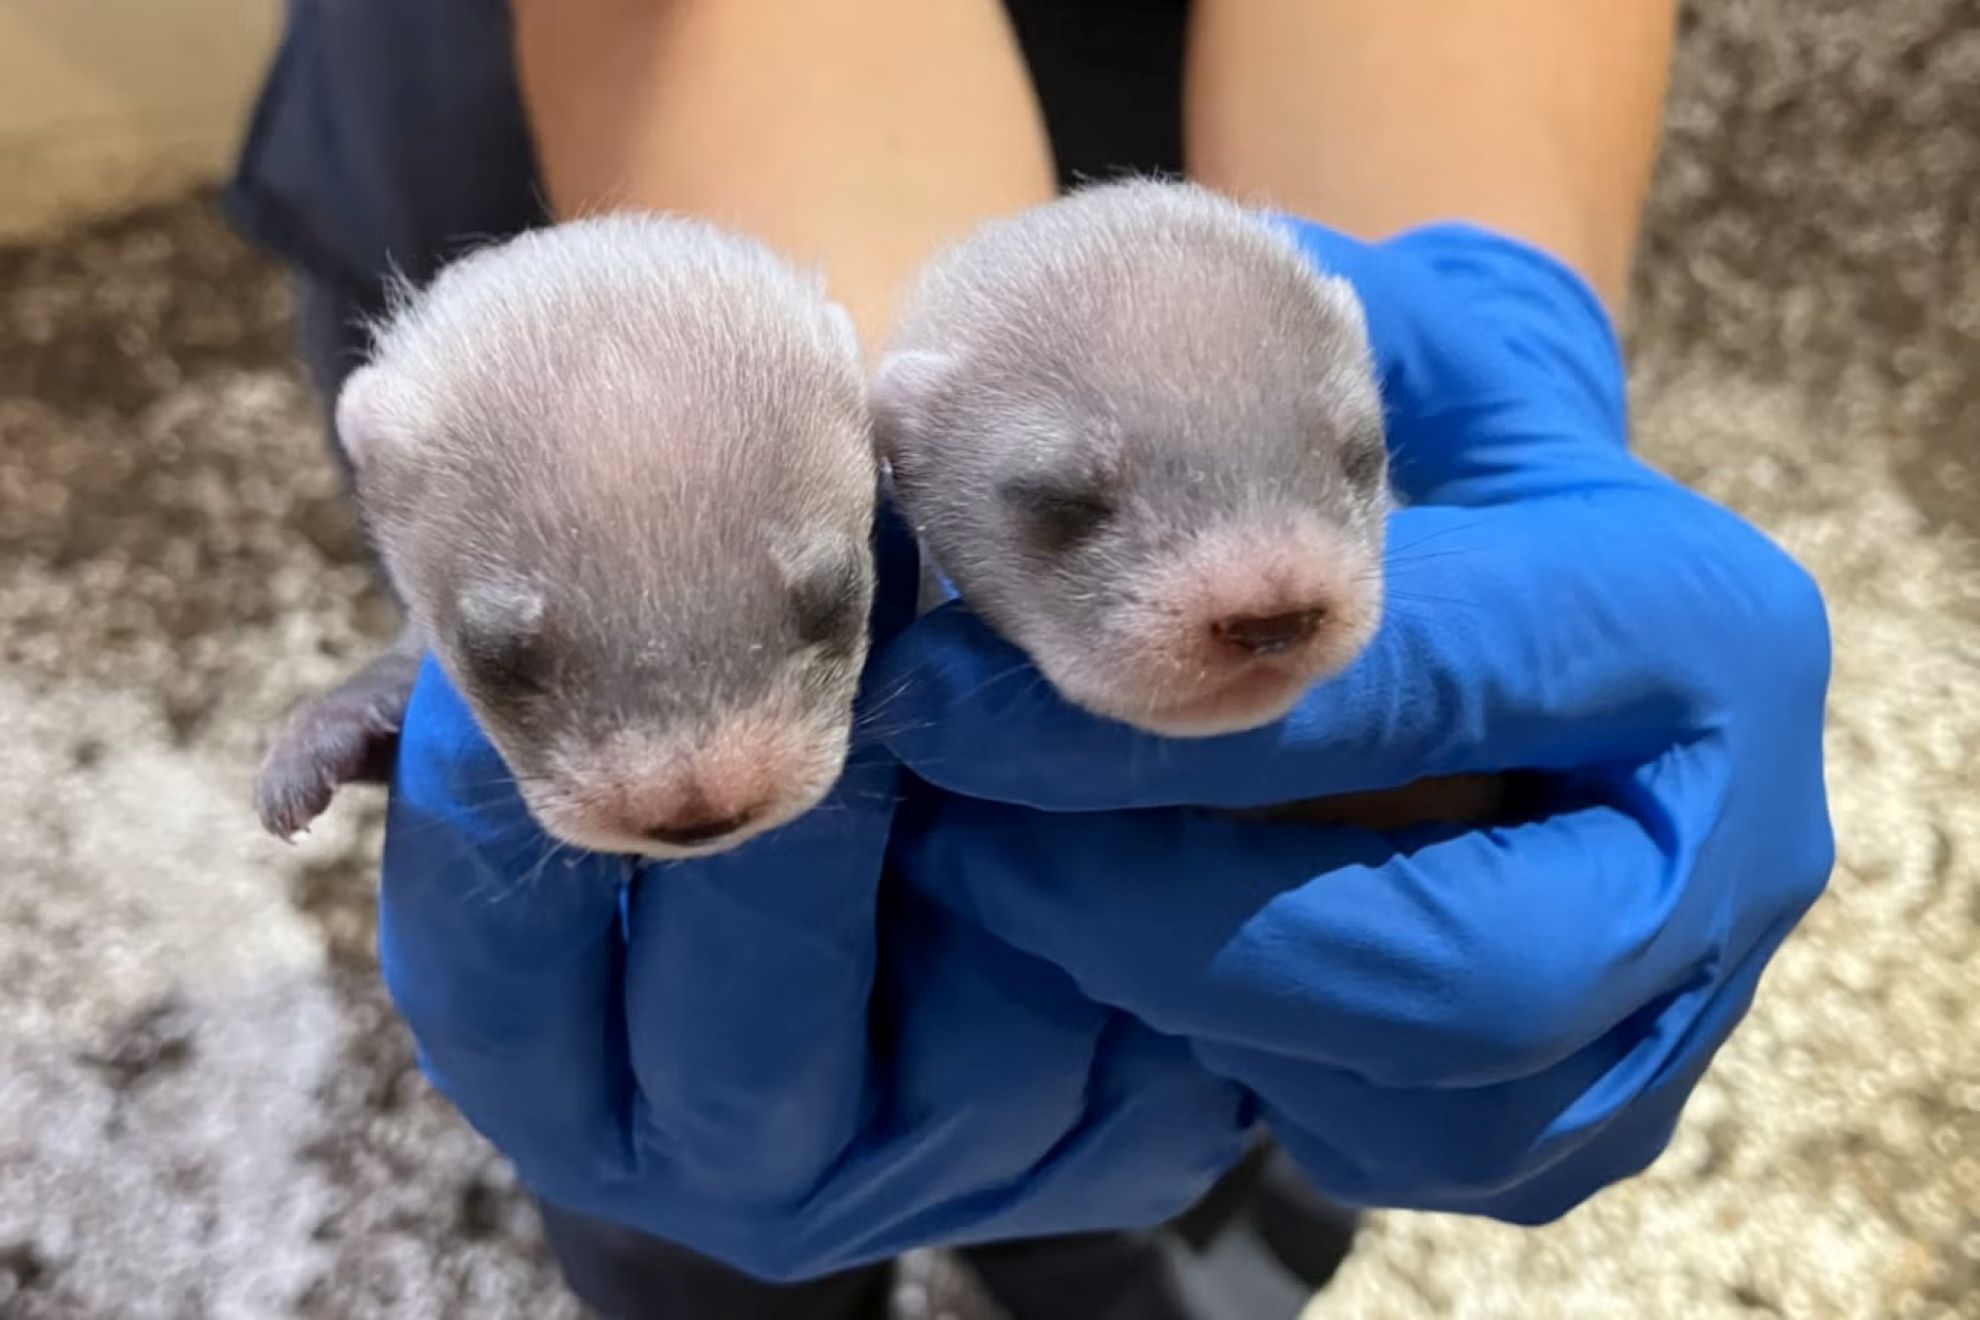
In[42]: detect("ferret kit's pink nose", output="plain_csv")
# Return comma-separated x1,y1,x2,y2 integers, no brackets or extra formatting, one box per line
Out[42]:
641,803,764,847
1212,607,1326,658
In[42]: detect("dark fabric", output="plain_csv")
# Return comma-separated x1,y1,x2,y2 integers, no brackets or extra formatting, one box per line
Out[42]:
1246,1145,1361,1289
1002,0,1189,188
965,1230,1199,1320
541,1200,1210,1320
290,274,369,485
527,1134,1347,1320
538,1199,896,1320
223,0,543,301
531,1142,1326,1320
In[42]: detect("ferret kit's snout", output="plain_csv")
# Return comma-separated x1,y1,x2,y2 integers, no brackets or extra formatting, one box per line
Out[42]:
1213,608,1325,658
513,691,852,860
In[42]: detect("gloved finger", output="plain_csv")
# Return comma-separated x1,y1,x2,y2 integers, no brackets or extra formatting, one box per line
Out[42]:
901,747,1743,1089
879,480,1741,813
781,880,1247,1274
616,510,927,1205
378,655,638,1193
559,870,1248,1281
1274,220,1632,504
617,733,894,1206
1224,902,1797,1220
800,1022,1246,1273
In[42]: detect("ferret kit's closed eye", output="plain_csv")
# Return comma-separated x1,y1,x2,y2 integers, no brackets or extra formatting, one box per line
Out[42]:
256,212,880,860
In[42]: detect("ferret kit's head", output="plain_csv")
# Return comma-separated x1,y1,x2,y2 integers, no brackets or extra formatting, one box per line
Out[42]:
336,213,877,858
874,179,1389,737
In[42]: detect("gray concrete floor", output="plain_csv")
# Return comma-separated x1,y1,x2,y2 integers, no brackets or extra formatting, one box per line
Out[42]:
1,1,1975,1316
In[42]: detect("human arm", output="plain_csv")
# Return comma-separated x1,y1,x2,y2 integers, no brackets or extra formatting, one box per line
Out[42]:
511,0,1057,346
1185,0,1677,314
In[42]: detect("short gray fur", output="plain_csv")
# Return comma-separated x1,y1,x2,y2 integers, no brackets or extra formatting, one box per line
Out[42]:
874,178,1506,824
873,178,1390,731
256,212,878,854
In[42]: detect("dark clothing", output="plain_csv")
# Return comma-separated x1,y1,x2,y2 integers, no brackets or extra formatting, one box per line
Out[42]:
538,1203,1198,1320
234,2,1353,1315
536,1202,897,1320
534,1142,1334,1320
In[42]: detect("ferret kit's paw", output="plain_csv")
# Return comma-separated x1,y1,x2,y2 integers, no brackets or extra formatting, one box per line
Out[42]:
254,661,417,839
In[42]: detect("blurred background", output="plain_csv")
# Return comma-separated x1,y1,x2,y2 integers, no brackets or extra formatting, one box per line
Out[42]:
0,1,1974,1316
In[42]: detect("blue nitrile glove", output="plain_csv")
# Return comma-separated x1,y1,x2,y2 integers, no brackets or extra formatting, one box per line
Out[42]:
374,509,1250,1283
873,220,1836,1221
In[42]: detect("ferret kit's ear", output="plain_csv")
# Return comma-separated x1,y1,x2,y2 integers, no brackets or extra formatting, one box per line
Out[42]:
868,351,957,462
453,577,549,682
332,364,417,474
457,576,546,640
1314,273,1373,343
824,301,862,362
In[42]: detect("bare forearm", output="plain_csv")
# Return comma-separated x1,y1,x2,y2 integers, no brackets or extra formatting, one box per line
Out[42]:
513,0,1056,349
1185,0,1677,314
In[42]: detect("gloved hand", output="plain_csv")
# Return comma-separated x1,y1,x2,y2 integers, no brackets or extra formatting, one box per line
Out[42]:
374,215,1834,1278
374,511,1249,1283
874,220,1836,1220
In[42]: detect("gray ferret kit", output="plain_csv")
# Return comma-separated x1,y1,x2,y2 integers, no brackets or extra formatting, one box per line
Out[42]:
255,212,879,859
875,178,1505,825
